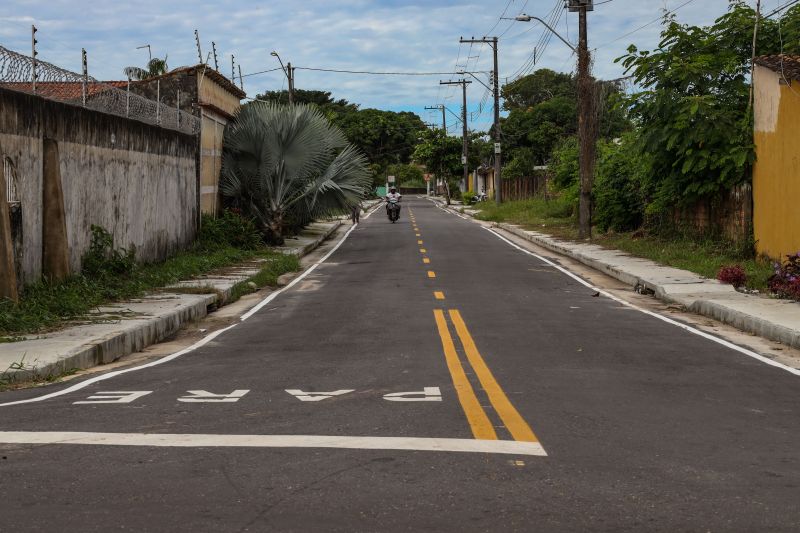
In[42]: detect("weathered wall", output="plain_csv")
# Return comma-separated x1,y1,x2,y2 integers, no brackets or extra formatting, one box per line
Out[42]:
0,87,197,286
753,65,800,261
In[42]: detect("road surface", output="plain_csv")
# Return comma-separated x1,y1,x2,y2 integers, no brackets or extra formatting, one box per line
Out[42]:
1,197,798,532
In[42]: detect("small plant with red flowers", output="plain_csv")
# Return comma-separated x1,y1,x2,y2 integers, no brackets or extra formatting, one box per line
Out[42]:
768,252,800,301
717,264,747,288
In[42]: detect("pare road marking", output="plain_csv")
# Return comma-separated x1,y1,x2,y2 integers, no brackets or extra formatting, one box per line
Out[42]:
178,390,250,403
73,391,153,404
285,389,355,402
383,387,442,402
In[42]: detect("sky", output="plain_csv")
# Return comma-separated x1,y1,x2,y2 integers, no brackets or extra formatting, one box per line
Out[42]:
0,0,777,132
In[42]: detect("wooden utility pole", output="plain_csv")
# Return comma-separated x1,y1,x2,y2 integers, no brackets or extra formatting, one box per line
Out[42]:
575,1,597,239
460,37,502,204
287,62,295,105
440,79,471,205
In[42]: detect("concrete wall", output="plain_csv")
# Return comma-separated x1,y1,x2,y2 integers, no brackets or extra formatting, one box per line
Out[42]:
753,65,800,261
131,67,243,218
0,87,197,286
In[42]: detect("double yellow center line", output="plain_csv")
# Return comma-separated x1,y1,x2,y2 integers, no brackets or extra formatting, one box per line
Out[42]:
433,311,539,443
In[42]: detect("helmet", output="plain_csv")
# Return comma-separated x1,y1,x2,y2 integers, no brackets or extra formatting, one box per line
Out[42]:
390,187,397,193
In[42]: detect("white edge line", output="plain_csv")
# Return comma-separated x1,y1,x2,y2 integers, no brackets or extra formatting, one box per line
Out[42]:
483,227,800,378
428,197,800,377
0,204,384,408
0,431,548,456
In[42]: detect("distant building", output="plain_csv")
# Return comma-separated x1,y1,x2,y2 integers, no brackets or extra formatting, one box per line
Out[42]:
130,65,246,217
753,55,800,261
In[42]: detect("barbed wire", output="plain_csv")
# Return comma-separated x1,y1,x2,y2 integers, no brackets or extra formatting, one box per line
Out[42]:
0,45,200,136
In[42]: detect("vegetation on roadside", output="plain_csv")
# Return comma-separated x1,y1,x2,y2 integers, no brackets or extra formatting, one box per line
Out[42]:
220,102,371,244
0,212,299,338
474,197,773,291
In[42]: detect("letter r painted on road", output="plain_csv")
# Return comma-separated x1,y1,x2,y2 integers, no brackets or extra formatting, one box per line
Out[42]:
285,389,354,402
74,391,153,404
178,390,250,403
383,387,442,402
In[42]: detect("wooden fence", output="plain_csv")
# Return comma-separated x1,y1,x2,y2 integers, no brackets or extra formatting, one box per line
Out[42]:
500,175,548,201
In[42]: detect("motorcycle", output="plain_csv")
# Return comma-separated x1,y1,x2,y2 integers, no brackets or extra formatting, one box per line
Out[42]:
386,197,401,223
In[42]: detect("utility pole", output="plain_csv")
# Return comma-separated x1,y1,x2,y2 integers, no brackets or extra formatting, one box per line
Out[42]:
440,79,471,205
460,36,502,204
287,63,295,105
570,0,597,239
425,105,447,136
748,0,762,111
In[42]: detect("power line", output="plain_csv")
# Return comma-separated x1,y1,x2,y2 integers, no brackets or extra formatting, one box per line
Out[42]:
595,0,700,50
263,67,492,76
765,0,800,18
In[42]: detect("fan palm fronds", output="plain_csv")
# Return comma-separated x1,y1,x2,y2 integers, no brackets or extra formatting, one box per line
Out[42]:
220,102,371,243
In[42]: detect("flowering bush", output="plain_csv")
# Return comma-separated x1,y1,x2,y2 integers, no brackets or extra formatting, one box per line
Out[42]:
768,252,800,301
717,264,747,288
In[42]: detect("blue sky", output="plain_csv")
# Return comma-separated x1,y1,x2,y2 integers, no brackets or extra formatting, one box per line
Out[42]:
0,1,771,132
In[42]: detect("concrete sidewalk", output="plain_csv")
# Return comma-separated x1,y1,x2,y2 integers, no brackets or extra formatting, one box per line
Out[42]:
436,198,800,350
0,219,345,381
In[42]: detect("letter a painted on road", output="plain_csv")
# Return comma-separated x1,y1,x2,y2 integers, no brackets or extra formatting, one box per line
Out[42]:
178,390,250,403
383,387,442,402
74,391,153,404
285,389,354,402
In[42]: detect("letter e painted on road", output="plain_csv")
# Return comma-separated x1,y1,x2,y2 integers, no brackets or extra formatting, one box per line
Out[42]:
383,387,442,402
178,390,250,403
74,391,153,404
285,389,354,402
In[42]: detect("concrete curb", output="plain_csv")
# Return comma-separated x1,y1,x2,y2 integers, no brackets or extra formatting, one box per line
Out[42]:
1,221,343,381
434,199,800,350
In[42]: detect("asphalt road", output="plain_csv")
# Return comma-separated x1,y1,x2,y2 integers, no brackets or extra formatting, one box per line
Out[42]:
1,197,799,532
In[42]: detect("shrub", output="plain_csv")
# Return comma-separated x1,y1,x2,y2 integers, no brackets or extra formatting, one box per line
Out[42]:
82,225,137,278
198,210,262,250
768,252,800,301
594,134,648,233
717,264,747,288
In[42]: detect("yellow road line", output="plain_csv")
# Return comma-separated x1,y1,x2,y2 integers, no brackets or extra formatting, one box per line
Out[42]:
434,291,445,300
427,271,436,278
423,258,431,264
420,248,426,253
418,240,424,245
449,310,539,443
416,233,421,237
433,310,497,440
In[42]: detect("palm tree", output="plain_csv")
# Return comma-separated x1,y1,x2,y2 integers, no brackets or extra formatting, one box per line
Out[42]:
220,102,371,244
123,56,169,81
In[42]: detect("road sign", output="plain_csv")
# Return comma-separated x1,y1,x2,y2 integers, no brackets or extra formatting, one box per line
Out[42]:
494,143,502,154
387,175,396,183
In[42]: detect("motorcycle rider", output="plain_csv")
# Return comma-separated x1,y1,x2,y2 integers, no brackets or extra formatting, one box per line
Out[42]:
385,186,402,219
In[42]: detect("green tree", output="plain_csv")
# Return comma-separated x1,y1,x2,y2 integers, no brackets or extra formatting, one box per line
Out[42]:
617,1,800,212
220,102,371,244
123,57,169,81
386,164,424,187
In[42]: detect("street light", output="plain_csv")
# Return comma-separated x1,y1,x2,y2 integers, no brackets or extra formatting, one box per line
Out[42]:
502,15,577,53
270,51,294,105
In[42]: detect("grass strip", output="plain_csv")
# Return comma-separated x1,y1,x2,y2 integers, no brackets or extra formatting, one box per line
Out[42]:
0,247,299,337
474,197,773,291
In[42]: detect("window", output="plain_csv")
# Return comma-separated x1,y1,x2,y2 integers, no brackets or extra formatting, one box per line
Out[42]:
3,156,18,204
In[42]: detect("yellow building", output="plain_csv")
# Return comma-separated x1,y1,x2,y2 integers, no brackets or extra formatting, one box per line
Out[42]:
753,56,800,261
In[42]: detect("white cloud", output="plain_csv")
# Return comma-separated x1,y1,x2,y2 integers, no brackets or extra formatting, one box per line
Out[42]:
0,0,760,131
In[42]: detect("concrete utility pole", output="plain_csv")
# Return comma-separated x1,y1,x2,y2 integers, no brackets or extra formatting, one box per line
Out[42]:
440,79,471,205
460,36,502,205
572,0,597,239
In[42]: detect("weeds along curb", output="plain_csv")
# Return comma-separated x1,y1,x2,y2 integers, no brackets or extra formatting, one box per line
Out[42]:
1,221,343,382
